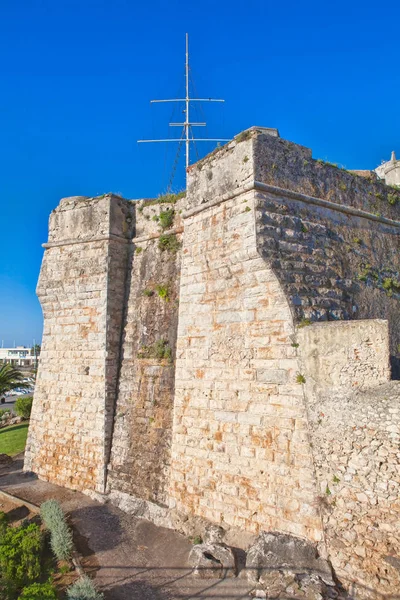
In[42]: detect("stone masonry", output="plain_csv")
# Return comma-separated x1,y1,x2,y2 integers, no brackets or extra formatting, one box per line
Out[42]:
26,127,400,596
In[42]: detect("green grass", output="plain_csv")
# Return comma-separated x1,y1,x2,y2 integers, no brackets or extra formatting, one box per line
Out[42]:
0,422,29,456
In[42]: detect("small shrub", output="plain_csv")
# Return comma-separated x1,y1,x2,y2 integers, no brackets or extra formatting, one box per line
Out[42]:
291,342,299,348
325,485,332,496
40,499,73,561
243,155,249,163
40,500,65,531
0,510,8,536
235,130,252,143
0,522,43,589
158,233,181,254
191,535,203,545
15,396,33,419
296,373,306,384
152,215,159,222
156,191,185,205
353,237,362,245
159,209,175,230
135,246,143,254
142,289,154,297
66,576,104,600
244,206,251,212
297,318,312,328
332,475,340,484
18,582,58,600
156,285,169,301
138,339,172,362
0,408,11,419
50,524,73,562
339,183,347,191
382,277,400,294
388,193,398,206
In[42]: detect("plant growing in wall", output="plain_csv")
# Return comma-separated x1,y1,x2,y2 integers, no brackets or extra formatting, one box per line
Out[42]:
158,233,181,253
138,339,172,363
297,318,312,328
156,285,170,301
159,209,175,230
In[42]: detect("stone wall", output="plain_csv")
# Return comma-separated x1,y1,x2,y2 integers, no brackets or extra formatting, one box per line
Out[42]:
107,198,184,506
169,186,323,541
307,381,400,596
25,194,133,495
297,320,391,392
295,321,399,595
26,127,400,597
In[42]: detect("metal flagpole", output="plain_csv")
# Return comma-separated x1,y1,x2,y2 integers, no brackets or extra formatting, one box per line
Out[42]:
138,33,229,187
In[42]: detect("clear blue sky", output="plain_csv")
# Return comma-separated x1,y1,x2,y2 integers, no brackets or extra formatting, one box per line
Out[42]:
1,0,399,347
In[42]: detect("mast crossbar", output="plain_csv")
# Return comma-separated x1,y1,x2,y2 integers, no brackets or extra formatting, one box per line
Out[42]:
138,33,226,184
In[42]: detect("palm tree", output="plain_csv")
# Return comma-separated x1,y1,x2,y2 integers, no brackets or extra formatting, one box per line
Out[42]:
0,364,24,397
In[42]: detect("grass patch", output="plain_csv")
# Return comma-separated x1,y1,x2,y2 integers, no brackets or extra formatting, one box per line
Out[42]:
158,233,181,254
142,192,185,207
138,339,172,362
159,209,175,230
0,423,29,456
297,318,312,328
235,130,252,143
156,285,170,301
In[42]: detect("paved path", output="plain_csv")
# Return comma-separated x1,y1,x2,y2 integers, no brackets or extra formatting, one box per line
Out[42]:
0,457,253,600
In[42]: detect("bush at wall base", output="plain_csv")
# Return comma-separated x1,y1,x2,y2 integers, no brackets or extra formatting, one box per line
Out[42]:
0,521,42,592
40,499,73,561
15,396,33,419
66,576,104,600
18,582,58,599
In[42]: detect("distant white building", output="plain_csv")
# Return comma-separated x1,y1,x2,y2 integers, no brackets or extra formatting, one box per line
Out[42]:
0,347,39,367
375,151,400,186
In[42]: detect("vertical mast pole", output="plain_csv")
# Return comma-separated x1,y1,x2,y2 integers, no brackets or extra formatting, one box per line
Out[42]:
185,33,189,172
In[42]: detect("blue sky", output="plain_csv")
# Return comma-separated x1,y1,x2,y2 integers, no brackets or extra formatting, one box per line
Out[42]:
1,0,399,347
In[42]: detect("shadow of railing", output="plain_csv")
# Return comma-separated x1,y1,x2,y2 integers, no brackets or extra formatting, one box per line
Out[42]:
89,564,400,600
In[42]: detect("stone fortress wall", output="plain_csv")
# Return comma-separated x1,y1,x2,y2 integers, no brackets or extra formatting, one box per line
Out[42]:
25,128,400,597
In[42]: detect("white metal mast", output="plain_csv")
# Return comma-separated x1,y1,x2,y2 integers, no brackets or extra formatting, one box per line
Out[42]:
185,32,189,170
138,33,229,185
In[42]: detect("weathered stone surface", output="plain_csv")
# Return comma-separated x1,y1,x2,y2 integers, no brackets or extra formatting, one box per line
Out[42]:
107,198,184,505
250,571,339,600
188,542,236,578
297,320,390,391
245,532,334,586
24,194,134,495
304,381,400,595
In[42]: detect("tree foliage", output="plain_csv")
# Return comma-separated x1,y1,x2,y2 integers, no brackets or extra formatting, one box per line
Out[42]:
0,364,24,396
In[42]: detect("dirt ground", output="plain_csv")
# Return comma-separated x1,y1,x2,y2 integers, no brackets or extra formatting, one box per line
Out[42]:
0,456,253,600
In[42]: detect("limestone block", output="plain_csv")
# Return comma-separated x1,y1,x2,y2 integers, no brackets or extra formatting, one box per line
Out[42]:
188,542,237,579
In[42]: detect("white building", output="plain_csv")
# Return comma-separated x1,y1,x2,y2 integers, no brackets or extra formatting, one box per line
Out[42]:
0,346,39,367
375,151,400,186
